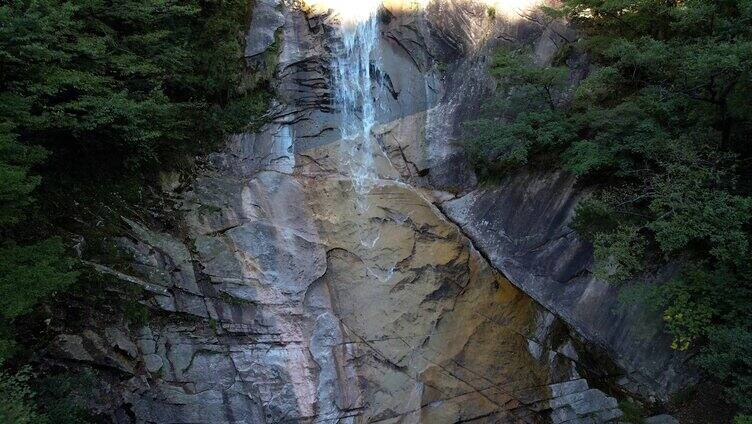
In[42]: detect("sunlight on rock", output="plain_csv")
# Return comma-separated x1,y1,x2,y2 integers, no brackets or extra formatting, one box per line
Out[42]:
302,0,383,25
485,0,543,18
303,0,542,24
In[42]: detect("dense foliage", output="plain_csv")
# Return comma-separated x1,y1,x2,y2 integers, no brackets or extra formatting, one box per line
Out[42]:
0,365,97,424
0,367,42,424
464,0,752,414
1,0,271,420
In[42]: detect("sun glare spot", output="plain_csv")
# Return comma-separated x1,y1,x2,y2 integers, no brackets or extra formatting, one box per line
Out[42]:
301,0,542,24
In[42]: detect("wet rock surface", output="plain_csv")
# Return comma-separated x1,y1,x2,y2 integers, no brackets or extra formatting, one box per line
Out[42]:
51,1,687,422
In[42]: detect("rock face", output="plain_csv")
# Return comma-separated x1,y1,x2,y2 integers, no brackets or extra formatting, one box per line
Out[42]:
440,171,695,400
245,0,284,58
50,1,688,422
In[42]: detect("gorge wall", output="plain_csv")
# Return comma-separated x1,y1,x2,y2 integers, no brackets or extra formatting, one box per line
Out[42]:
48,1,691,422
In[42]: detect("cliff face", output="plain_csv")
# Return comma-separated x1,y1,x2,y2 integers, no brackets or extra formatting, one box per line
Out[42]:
441,171,695,401
49,1,690,422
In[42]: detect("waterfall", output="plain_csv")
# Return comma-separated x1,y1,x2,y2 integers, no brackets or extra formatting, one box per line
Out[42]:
332,12,382,211
330,10,396,279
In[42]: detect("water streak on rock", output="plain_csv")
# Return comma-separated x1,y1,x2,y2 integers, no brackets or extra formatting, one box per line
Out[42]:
332,12,382,209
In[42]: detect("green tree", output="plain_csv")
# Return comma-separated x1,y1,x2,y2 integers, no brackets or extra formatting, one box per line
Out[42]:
0,240,78,321
464,0,752,414
0,367,43,424
463,50,573,176
0,0,271,419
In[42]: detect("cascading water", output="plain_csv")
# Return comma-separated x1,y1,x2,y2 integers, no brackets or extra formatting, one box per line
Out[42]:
332,12,382,213
330,8,396,280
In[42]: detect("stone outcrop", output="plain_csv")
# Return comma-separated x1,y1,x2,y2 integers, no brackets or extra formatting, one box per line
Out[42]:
49,0,688,422
440,171,695,400
245,0,285,58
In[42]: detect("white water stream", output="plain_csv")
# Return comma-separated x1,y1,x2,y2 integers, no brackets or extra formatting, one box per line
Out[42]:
330,10,399,282
332,12,382,208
